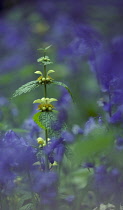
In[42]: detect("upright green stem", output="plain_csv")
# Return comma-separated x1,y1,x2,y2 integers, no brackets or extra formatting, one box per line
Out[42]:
43,62,49,171
44,65,47,97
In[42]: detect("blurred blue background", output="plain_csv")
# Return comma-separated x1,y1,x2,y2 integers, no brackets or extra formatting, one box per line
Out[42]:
1,0,123,130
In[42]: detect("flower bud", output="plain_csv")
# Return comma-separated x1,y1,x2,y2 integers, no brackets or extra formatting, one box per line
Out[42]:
48,107,52,111
37,137,45,145
42,77,46,81
46,77,50,81
42,106,46,111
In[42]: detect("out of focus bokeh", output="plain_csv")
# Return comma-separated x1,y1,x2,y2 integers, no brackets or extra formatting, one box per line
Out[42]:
1,0,123,130
1,1,123,209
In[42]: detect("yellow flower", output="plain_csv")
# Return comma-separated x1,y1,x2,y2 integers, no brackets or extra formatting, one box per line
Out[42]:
47,70,55,76
33,97,57,104
50,161,58,168
33,98,57,112
34,70,55,84
37,137,46,146
14,176,22,184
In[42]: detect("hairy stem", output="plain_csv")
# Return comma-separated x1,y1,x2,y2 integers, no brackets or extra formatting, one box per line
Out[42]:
43,63,49,171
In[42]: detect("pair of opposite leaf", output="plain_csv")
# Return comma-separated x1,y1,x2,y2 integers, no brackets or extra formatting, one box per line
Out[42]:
12,70,73,101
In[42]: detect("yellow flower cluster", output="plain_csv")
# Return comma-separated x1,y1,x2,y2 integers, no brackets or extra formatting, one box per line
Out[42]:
37,137,51,147
33,97,57,112
35,70,55,84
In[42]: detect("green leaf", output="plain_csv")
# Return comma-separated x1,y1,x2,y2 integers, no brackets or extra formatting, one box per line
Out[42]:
40,61,53,65
39,112,55,130
12,81,39,98
19,203,34,210
37,48,44,51
70,169,91,189
39,111,67,137
34,111,66,137
52,81,74,102
45,45,52,50
37,56,53,65
17,192,32,208
33,112,45,130
37,45,52,51
0,123,8,130
10,128,28,133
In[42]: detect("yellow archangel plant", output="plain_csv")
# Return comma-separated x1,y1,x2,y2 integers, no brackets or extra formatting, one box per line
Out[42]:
12,45,73,171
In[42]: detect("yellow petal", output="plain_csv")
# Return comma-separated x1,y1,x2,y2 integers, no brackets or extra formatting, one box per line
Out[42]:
37,137,45,145
47,70,55,76
33,99,42,104
49,98,58,103
40,97,46,103
34,71,43,75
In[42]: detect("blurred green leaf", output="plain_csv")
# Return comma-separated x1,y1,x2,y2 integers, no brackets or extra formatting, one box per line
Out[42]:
70,169,92,189
11,128,28,133
37,45,52,51
19,203,34,210
0,65,35,86
72,127,114,167
45,45,52,50
52,81,74,102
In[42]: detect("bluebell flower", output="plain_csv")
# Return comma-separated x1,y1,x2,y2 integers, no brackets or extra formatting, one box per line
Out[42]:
111,168,120,177
98,116,103,125
72,124,83,135
64,195,75,203
116,136,123,150
1,130,37,172
32,171,58,192
32,170,58,204
68,24,102,57
109,110,123,124
2,130,24,146
51,89,71,134
0,96,9,106
61,131,74,143
93,165,122,202
102,101,112,113
22,118,40,140
56,88,71,108
0,140,17,195
83,162,95,169
54,143,65,162
84,117,99,135
90,36,123,104
44,137,66,163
